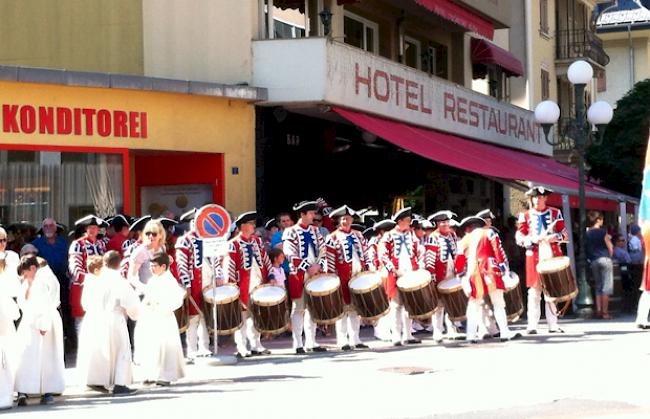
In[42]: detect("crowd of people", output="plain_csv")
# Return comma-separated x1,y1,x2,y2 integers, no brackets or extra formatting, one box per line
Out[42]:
0,185,649,409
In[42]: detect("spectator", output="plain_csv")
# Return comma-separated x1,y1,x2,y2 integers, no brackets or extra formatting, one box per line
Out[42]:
270,212,293,249
267,248,286,288
612,234,634,312
628,224,644,294
106,215,130,257
313,212,330,237
586,211,614,319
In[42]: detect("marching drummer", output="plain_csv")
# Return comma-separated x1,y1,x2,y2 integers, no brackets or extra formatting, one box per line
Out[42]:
516,186,569,334
425,210,459,343
224,211,273,358
456,216,519,343
283,201,328,354
379,207,423,346
369,219,396,342
324,205,372,351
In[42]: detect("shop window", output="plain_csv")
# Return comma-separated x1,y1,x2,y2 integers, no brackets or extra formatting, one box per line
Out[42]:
344,11,378,54
404,36,421,70
0,150,123,228
541,69,550,100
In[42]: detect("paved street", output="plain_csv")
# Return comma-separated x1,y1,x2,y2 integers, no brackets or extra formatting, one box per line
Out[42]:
5,315,650,418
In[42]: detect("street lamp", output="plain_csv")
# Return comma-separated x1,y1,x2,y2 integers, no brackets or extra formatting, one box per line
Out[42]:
533,60,614,317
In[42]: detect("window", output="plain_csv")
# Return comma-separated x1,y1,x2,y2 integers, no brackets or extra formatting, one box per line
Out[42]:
344,11,378,54
541,69,550,100
404,36,421,70
597,70,607,93
488,67,508,101
540,0,549,35
274,18,305,39
422,43,448,79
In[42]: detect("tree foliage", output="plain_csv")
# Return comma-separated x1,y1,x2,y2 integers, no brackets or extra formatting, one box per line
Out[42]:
587,78,650,197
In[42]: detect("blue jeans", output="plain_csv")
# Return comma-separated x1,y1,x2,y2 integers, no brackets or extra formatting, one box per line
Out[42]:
590,257,613,296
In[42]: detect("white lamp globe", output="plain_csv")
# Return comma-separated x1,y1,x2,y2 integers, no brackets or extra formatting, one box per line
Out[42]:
587,101,613,125
567,60,593,85
534,100,561,125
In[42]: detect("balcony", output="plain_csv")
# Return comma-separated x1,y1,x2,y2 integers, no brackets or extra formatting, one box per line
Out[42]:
556,29,610,68
252,38,552,156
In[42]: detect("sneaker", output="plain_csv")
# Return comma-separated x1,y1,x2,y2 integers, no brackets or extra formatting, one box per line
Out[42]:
17,393,27,406
113,385,137,396
40,394,54,405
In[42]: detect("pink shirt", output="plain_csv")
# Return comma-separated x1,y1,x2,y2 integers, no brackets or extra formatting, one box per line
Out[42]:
268,266,286,288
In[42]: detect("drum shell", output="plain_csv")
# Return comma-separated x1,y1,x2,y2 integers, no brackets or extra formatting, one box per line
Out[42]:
202,285,243,335
537,257,578,302
437,281,467,322
503,282,524,322
397,279,438,320
349,273,389,321
304,275,345,325
248,285,290,334
174,296,190,333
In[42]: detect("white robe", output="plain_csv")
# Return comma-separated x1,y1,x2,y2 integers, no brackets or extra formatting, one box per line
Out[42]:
14,270,65,395
134,271,185,382
0,279,20,409
0,250,21,298
77,269,140,387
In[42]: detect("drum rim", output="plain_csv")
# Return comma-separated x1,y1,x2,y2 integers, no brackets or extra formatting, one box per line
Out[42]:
446,314,466,322
396,277,432,292
437,283,463,294
304,274,341,297
203,283,240,305
356,307,390,322
507,308,523,322
543,288,578,303
249,283,287,306
254,322,290,335
409,309,436,320
349,271,381,293
210,320,243,335
536,256,571,274
310,311,345,325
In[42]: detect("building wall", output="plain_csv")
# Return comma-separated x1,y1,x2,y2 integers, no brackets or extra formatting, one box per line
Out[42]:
142,0,258,85
598,34,650,106
0,0,143,74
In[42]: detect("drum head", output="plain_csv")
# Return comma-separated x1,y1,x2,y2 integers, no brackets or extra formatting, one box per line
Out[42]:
503,272,520,289
437,276,461,292
203,284,239,304
537,256,570,274
251,285,286,304
396,270,431,290
349,272,381,292
305,275,340,293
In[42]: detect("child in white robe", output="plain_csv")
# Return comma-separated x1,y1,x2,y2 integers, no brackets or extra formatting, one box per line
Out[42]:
0,251,20,410
14,256,65,406
134,252,185,386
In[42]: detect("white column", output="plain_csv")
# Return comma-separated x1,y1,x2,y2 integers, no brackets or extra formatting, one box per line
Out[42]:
304,0,310,37
258,0,266,39
267,0,275,39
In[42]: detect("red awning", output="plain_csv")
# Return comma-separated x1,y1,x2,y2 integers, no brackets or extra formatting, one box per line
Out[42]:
413,0,494,40
333,107,628,202
471,37,524,78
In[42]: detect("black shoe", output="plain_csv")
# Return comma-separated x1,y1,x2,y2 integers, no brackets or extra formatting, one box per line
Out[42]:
491,333,501,339
526,329,537,335
549,328,565,334
251,349,271,356
470,339,479,344
355,343,369,349
186,358,195,365
113,385,137,396
637,324,650,330
155,381,171,387
40,394,54,405
143,380,156,385
406,339,421,344
87,385,109,393
17,393,27,406
235,352,252,359
341,344,353,351
295,347,306,354
310,346,327,352
393,342,403,347
501,332,522,342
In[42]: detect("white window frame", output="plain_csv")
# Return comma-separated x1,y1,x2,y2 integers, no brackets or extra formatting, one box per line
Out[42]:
403,35,421,70
343,10,379,54
273,16,306,38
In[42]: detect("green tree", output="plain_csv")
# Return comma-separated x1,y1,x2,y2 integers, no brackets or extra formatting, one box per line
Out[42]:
587,78,650,197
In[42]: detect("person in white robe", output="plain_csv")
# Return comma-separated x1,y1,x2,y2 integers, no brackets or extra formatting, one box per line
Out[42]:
0,227,21,300
0,253,20,410
14,256,65,406
77,251,140,395
134,252,185,385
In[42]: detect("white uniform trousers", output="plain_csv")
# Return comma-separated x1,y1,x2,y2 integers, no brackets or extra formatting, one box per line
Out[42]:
373,314,391,341
466,290,513,341
186,314,210,358
336,306,362,347
635,290,650,326
234,311,264,355
478,303,499,337
290,296,318,350
527,281,559,331
432,301,445,341
389,293,415,344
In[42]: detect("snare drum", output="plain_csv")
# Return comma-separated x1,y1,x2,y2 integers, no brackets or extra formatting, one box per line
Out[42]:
502,272,524,322
174,295,190,333
396,270,437,320
537,256,578,302
249,284,289,334
304,274,345,325
202,284,243,335
437,277,467,322
348,271,390,321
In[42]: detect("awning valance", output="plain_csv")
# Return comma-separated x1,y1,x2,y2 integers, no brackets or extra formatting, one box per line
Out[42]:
414,0,494,40
471,37,524,78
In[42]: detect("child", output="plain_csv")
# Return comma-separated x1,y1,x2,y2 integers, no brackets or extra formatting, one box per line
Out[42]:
14,256,65,406
134,253,185,386
0,251,20,409
267,248,286,289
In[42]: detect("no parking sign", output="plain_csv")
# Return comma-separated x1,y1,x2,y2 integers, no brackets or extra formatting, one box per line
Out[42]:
195,204,232,257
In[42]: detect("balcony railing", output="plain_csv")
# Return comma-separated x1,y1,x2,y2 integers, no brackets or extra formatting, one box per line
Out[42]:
556,28,609,67
553,117,576,152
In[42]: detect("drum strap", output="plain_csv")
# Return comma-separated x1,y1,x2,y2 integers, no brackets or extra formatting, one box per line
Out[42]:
188,295,204,319
557,299,571,317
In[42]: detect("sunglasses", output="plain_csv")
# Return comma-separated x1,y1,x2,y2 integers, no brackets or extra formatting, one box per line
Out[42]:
314,219,323,222
0,239,6,243
145,232,158,237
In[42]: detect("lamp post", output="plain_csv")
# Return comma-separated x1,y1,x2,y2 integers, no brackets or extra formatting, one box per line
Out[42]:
533,60,614,317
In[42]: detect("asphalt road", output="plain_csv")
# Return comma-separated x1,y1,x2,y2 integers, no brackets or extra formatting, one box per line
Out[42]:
5,315,650,419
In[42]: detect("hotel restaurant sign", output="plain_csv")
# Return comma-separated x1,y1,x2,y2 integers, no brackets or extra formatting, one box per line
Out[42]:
253,39,550,156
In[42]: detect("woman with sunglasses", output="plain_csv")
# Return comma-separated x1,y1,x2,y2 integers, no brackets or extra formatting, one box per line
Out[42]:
127,220,167,293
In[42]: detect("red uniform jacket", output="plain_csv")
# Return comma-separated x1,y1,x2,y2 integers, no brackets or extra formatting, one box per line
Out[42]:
367,236,381,271
456,228,508,299
424,230,458,283
516,207,568,287
379,228,423,299
283,223,326,299
175,231,205,315
107,234,127,258
224,234,271,306
68,235,105,317
324,228,372,304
